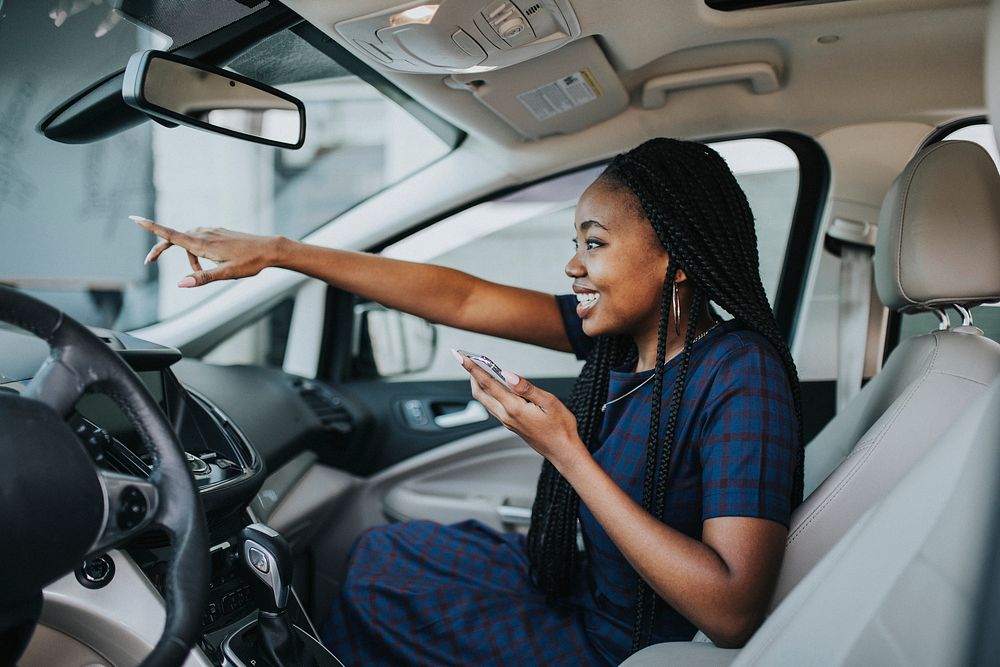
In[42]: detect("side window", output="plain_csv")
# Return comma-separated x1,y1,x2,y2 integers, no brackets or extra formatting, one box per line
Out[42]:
358,138,801,382
897,123,1000,344
199,279,329,372
712,139,800,305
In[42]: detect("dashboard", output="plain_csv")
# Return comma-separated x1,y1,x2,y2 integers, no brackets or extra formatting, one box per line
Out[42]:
0,326,265,514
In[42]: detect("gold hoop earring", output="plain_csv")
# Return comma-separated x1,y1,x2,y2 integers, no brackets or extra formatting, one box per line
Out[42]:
672,282,681,336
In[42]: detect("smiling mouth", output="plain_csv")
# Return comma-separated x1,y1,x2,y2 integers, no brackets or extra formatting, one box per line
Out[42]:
575,292,600,316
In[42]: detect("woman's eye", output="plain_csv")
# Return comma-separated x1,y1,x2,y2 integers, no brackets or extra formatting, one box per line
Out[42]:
572,238,604,251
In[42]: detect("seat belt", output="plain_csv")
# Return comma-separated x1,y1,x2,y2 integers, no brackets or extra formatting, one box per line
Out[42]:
826,218,878,413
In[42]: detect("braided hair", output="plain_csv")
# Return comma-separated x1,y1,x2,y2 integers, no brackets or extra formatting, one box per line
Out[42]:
525,138,805,653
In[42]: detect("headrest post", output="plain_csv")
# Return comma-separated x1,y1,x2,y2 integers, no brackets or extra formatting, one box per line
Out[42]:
931,308,951,331
953,304,974,327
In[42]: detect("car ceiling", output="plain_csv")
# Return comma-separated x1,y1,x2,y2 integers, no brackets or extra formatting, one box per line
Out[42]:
283,0,987,179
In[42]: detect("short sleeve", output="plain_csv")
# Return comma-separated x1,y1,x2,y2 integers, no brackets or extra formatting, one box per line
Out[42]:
698,340,797,527
555,294,594,360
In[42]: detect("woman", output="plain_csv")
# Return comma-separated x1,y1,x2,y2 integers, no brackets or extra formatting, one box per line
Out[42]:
135,138,802,665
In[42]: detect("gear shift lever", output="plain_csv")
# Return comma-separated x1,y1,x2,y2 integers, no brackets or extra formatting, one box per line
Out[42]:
240,523,292,616
239,523,302,666
227,524,343,666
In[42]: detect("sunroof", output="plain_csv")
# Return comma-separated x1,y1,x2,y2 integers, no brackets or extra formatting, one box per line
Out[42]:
706,0,853,10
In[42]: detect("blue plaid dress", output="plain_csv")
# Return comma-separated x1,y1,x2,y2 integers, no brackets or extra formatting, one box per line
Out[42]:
321,295,797,666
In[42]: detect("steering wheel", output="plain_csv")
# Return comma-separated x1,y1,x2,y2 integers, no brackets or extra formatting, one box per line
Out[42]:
0,286,209,667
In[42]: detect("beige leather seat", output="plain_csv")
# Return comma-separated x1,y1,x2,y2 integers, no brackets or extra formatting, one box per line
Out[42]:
775,140,1000,603
625,376,1000,666
621,139,1000,666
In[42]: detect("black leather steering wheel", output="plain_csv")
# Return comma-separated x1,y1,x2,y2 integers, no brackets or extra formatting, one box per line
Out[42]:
0,286,209,667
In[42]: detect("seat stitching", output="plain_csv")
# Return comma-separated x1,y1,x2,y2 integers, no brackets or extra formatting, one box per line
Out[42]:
787,338,941,545
926,370,993,386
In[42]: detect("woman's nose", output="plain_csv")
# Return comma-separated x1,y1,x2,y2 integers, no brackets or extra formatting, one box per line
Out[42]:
565,252,585,278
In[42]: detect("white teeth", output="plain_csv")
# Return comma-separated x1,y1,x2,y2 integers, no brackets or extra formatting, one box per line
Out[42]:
576,293,600,309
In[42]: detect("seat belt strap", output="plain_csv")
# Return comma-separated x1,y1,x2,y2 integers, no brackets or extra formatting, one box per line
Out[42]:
826,216,879,414
836,244,873,412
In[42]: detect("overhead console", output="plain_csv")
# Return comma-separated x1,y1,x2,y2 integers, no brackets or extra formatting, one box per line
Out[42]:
335,0,582,74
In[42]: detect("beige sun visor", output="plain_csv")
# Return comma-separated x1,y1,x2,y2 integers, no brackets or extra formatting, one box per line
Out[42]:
448,36,628,140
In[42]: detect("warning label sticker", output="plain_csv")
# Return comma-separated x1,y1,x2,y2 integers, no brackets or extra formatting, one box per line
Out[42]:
517,70,602,122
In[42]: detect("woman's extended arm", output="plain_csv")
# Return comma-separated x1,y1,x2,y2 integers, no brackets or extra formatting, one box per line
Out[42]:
460,359,786,648
132,218,572,352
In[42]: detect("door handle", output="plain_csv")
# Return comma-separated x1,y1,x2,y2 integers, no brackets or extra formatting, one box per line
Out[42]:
496,504,532,526
433,400,489,428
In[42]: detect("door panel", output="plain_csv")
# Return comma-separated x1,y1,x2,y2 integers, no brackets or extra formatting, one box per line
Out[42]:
343,376,576,476
383,445,543,533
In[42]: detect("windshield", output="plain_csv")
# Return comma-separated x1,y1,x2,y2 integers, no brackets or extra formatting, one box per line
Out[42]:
0,2,451,331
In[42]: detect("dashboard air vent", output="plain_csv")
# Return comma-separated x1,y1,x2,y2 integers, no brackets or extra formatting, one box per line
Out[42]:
292,378,352,435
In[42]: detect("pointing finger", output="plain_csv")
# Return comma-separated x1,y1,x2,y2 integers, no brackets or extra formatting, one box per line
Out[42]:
130,215,191,246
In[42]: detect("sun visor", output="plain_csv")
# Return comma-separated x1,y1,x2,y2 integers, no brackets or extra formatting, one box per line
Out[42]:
449,37,628,140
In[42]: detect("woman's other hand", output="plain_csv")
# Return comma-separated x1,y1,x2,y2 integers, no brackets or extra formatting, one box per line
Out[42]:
454,350,587,471
130,216,285,287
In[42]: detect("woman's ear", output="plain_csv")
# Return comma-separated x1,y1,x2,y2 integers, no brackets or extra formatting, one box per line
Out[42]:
675,267,688,284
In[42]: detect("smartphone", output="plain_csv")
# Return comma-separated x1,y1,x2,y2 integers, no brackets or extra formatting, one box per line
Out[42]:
457,350,513,391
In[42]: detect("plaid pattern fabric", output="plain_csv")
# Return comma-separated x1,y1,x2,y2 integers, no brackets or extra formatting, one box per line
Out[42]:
321,519,605,666
320,295,796,666
557,294,797,659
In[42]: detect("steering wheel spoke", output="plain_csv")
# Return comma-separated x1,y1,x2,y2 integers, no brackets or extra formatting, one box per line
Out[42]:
90,471,161,554
22,355,88,419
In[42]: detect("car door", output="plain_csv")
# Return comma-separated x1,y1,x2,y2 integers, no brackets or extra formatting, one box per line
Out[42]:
311,133,831,533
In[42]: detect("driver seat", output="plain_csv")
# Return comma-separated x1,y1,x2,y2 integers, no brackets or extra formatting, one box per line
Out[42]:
621,139,1000,665
773,139,1000,604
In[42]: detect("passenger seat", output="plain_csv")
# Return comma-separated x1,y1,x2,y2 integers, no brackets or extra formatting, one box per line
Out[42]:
620,139,1000,666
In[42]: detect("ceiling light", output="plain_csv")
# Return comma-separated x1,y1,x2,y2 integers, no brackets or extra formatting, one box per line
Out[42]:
456,65,498,74
389,5,440,27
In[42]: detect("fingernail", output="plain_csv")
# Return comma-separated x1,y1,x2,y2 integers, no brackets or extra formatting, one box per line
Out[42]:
143,255,151,265
177,276,196,288
450,348,464,365
129,215,148,224
501,370,520,386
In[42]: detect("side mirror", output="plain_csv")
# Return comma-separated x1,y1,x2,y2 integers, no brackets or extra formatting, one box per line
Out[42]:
354,303,437,378
122,50,305,149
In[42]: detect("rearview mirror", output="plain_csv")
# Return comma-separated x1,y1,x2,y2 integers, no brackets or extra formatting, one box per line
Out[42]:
122,50,305,149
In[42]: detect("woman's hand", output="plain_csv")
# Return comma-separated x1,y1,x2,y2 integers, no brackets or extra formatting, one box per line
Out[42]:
130,216,284,287
454,350,587,471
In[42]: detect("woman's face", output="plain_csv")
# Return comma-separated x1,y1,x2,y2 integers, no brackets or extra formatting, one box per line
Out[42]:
566,179,671,339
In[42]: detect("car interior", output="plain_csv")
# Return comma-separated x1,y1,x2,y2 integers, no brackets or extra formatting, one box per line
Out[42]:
2,0,1000,666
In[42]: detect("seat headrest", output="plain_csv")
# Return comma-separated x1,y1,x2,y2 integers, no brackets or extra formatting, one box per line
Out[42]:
875,140,1000,313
